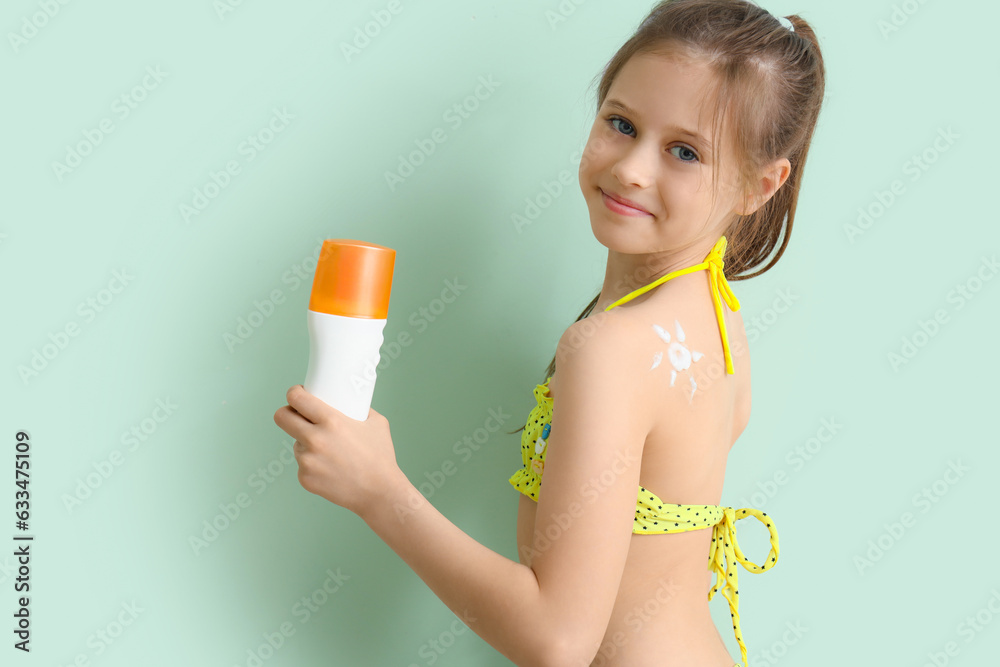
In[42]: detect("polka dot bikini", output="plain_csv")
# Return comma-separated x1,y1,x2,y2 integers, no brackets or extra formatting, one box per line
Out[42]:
508,236,781,667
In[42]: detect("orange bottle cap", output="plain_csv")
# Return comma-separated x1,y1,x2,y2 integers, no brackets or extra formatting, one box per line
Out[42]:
308,239,395,318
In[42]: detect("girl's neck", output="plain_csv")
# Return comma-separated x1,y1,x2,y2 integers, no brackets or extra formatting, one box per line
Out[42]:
596,238,717,313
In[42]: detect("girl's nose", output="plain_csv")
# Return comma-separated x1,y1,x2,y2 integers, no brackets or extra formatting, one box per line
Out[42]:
611,144,656,189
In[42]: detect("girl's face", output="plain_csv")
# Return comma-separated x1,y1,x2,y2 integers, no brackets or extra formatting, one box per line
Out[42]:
578,52,743,254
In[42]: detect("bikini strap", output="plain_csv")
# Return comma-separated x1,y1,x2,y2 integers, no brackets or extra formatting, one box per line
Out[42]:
707,506,781,667
704,236,741,375
603,235,741,374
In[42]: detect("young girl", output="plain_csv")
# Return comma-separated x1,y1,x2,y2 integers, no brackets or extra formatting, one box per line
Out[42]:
274,1,826,665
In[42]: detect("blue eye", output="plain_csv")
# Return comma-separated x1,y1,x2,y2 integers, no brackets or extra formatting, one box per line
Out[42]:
669,145,699,163
607,115,635,136
606,115,700,163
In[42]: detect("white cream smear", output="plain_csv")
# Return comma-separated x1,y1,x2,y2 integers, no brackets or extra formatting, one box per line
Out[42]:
651,319,704,402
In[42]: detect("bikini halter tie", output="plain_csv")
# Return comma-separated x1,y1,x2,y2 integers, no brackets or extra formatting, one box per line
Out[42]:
704,236,741,374
602,235,742,374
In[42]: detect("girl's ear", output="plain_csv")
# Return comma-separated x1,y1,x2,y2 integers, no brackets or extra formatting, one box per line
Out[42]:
734,187,761,217
736,158,792,215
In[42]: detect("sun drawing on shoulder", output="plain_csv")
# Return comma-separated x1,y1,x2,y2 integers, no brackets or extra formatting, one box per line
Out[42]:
650,319,704,402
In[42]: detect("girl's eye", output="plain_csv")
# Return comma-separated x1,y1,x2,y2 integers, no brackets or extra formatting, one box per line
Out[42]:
608,116,636,137
606,115,700,163
669,145,700,163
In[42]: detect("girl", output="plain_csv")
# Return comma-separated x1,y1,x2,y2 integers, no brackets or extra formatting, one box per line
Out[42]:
274,1,826,665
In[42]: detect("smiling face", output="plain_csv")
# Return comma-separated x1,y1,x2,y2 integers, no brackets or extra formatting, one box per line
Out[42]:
578,50,745,254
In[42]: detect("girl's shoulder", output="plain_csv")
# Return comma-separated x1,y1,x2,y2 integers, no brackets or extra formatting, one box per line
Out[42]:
566,281,750,415
611,273,749,376
549,312,659,434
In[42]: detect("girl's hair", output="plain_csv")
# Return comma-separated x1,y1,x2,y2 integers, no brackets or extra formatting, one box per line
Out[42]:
509,0,825,434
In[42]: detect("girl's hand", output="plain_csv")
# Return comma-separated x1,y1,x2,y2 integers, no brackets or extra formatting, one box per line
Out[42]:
273,385,402,516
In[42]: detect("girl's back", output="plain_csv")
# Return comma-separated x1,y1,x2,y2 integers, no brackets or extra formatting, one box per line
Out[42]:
510,1,825,663
516,260,750,667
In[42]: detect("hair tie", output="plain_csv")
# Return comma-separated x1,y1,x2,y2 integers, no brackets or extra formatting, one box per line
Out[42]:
746,3,796,33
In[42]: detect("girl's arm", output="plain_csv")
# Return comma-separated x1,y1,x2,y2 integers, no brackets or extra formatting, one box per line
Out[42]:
359,314,650,667
361,475,558,667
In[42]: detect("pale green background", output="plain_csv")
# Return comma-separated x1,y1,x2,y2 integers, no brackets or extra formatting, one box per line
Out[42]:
1,0,997,665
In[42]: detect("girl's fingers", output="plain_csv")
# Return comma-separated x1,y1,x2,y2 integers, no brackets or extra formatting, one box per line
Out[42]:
273,405,311,442
285,385,330,426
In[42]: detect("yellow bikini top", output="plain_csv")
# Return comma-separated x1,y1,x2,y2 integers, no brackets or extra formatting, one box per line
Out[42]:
508,235,779,667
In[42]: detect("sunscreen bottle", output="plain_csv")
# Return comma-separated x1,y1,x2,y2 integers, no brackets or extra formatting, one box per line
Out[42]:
304,239,395,421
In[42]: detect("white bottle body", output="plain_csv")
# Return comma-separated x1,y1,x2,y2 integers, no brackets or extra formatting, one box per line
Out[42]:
303,309,385,421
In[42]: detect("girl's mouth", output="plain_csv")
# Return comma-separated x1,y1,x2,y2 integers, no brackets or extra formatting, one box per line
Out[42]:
601,189,651,216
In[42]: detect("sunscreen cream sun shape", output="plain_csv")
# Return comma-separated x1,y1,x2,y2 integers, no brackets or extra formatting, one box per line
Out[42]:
304,239,396,421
